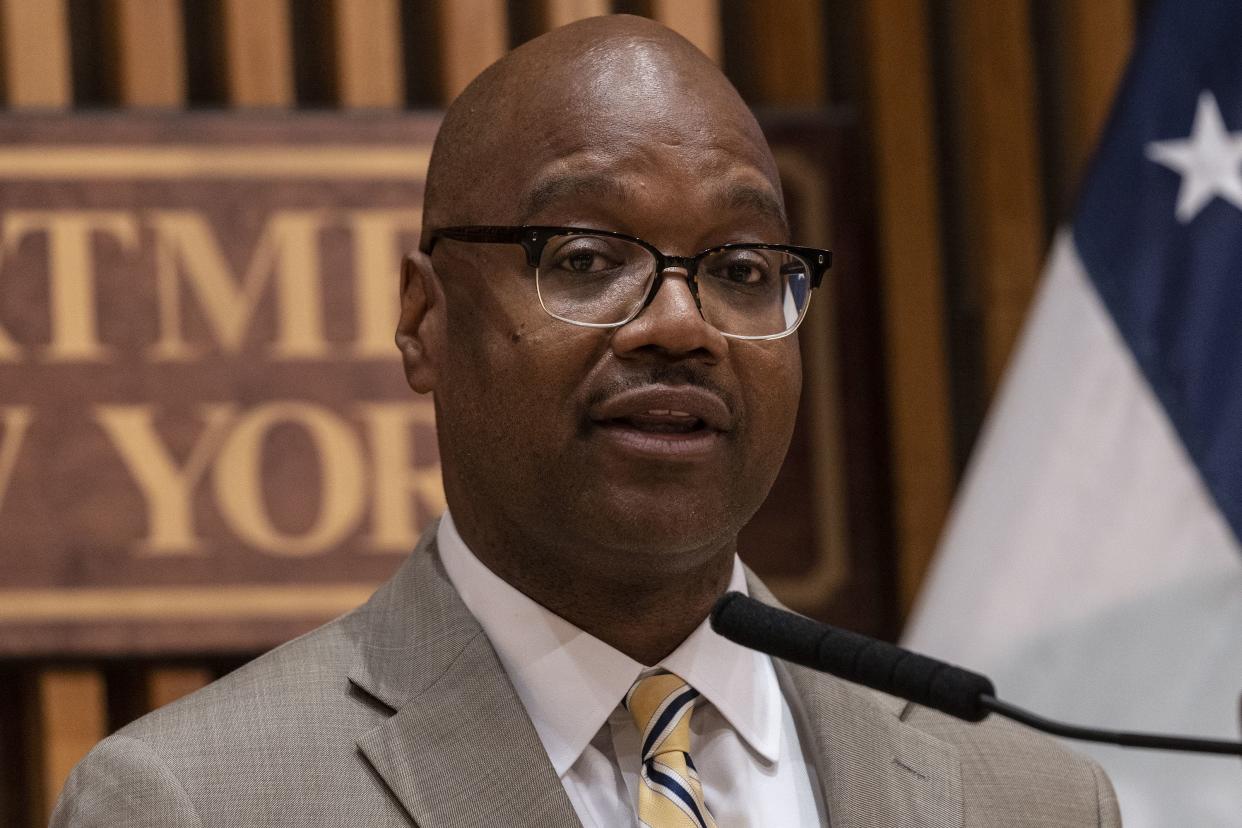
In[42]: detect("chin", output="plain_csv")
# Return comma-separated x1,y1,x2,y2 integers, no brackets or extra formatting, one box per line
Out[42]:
563,494,742,569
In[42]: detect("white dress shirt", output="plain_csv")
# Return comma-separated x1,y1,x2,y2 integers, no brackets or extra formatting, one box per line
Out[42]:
437,511,826,827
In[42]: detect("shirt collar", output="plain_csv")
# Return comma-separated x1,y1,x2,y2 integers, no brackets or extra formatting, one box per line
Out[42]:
436,510,782,777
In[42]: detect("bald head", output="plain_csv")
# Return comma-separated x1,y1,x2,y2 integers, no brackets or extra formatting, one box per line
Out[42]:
422,15,782,233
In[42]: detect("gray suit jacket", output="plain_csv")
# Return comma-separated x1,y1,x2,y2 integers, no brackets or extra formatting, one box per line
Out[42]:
54,529,1120,827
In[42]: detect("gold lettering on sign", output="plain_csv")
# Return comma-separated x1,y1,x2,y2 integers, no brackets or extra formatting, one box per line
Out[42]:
95,404,238,555
0,407,33,516
358,402,445,551
347,209,421,359
2,211,139,362
148,210,330,361
212,403,367,556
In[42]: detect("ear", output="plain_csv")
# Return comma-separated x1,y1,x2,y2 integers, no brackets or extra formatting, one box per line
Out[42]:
395,250,444,394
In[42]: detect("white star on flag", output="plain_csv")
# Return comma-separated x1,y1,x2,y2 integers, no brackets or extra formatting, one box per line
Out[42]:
1145,90,1242,223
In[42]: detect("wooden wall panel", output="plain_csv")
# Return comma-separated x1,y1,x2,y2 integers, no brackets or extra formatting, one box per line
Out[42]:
434,0,508,102
945,0,1046,398
221,0,295,106
648,0,721,63
32,670,107,824
1051,0,1134,209
860,0,955,614
146,666,213,709
736,0,826,106
106,0,186,107
331,0,404,107
538,0,611,30
0,0,71,107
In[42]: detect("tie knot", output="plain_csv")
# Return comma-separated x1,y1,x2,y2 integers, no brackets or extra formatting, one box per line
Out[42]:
625,672,700,762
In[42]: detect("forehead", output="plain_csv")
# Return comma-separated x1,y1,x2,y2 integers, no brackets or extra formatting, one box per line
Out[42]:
516,155,787,236
482,39,784,232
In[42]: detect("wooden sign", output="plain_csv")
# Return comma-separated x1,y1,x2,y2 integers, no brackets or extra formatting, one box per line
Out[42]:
0,114,442,655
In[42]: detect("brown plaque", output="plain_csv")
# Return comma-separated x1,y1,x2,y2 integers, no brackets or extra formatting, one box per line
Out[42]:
0,114,440,655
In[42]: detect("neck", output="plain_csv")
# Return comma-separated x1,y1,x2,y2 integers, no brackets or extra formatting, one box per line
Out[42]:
452,514,737,666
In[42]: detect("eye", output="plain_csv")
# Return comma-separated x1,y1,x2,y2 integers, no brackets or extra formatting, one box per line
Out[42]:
546,239,625,274
565,251,596,271
708,250,772,285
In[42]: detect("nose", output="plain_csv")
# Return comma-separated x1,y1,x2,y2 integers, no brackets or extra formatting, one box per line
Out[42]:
609,268,728,362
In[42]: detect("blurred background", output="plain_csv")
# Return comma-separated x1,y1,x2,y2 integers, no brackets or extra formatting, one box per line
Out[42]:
0,0,1158,823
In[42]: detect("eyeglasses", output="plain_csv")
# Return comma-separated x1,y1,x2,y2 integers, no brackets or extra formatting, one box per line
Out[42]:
420,225,832,340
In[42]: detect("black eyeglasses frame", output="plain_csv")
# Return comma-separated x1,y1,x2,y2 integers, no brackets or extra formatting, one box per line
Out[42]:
420,225,833,340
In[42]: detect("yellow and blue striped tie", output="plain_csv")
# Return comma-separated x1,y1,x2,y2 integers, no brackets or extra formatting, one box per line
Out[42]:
625,672,718,828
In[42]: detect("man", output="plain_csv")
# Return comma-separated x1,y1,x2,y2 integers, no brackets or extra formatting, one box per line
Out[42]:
54,15,1119,827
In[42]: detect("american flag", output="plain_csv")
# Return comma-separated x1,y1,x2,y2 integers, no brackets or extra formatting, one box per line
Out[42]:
905,2,1242,824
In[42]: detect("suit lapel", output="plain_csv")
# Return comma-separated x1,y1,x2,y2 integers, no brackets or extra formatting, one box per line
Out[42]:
747,574,963,828
348,528,580,828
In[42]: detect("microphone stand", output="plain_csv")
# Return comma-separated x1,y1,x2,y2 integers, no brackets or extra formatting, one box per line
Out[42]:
979,695,1242,757
712,591,1242,758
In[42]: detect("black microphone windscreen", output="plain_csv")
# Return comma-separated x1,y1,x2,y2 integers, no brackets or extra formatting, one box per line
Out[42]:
711,592,996,722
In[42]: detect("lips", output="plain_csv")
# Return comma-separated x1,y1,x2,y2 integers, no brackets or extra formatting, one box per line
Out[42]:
587,385,732,459
589,385,733,433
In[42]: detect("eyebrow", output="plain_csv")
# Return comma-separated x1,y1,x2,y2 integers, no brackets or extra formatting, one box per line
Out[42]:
517,174,635,223
516,173,789,234
720,182,788,232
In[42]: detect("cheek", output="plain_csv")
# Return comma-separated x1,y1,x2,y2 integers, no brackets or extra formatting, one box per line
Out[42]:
739,343,802,441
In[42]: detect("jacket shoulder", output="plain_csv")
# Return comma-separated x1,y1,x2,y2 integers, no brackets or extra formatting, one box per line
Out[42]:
54,612,392,826
901,701,1121,827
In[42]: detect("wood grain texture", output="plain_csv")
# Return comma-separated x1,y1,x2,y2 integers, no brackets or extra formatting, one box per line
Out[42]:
146,666,213,710
107,0,186,107
221,0,294,106
435,0,508,103
0,0,70,107
736,0,826,105
537,0,611,30
860,0,955,614
1051,0,1133,211
331,0,403,107
648,0,721,63
33,669,107,823
946,0,1045,397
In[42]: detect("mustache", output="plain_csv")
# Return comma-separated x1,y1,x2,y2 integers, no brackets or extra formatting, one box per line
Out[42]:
584,364,737,414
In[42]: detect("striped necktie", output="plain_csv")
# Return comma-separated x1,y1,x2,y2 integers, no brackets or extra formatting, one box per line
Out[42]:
624,672,718,828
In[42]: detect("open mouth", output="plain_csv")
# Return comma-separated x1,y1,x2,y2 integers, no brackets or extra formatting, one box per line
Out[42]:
587,384,732,459
606,410,708,435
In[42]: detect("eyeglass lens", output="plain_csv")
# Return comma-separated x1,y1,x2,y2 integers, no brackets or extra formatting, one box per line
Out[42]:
535,234,812,337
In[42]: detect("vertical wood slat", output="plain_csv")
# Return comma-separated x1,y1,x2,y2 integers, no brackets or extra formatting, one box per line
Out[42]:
106,0,186,107
331,0,403,107
946,0,1045,397
32,669,107,824
860,0,956,614
434,0,508,103
738,0,826,106
0,0,71,107
146,666,213,710
648,0,721,64
221,0,294,106
1051,0,1134,208
537,0,611,30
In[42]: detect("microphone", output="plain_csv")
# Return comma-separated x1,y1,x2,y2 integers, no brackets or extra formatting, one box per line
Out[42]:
711,591,1242,757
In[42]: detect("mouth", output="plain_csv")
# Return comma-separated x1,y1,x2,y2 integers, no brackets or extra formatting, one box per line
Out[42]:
587,386,732,459
604,409,707,434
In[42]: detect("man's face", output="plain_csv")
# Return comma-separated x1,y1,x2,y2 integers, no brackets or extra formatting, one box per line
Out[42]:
422,50,803,580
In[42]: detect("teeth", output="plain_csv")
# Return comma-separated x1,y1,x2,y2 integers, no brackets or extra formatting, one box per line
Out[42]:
643,409,692,417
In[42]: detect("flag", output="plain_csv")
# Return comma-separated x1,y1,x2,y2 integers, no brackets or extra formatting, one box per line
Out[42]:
903,2,1242,825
